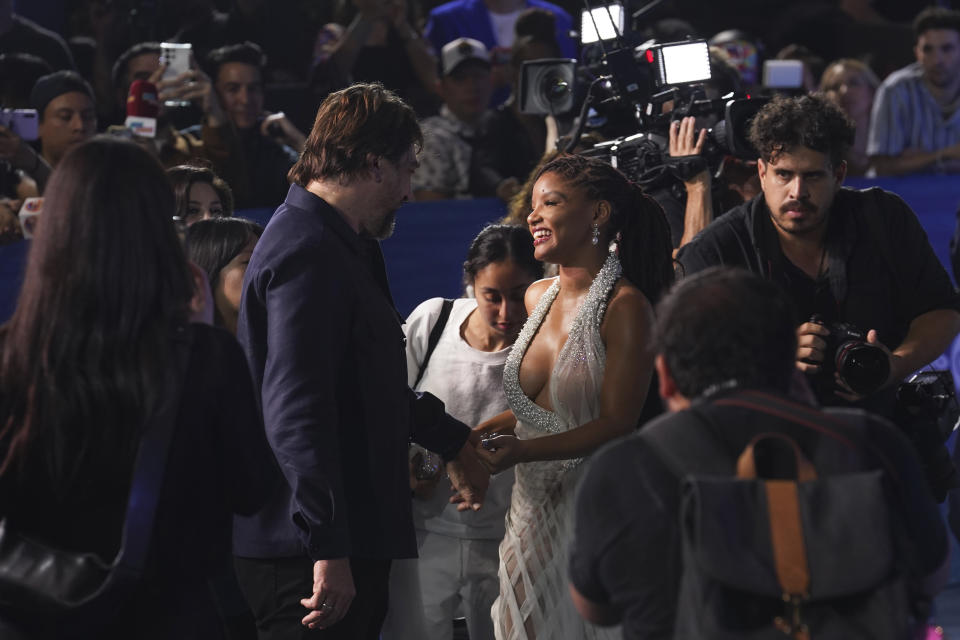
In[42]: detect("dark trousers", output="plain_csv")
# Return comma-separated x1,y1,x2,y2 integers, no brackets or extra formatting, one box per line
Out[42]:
234,555,391,640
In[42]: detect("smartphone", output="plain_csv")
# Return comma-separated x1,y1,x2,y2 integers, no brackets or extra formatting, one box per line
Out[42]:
160,42,191,81
763,60,805,89
160,42,192,107
0,109,39,141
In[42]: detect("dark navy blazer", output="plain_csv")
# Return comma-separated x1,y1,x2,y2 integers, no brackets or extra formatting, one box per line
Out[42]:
233,184,470,561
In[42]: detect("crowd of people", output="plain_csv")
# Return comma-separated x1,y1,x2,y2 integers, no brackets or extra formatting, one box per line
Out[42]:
0,1,959,640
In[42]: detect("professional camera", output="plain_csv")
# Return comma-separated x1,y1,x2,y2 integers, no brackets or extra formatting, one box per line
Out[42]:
809,315,890,397
517,1,768,221
894,370,960,502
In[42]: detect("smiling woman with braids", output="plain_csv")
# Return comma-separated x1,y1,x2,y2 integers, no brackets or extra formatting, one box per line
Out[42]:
473,154,674,640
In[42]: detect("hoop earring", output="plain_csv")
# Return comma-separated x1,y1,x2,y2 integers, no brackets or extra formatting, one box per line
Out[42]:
591,223,599,246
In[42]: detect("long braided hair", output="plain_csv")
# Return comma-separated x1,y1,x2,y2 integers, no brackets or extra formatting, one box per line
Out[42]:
533,154,675,304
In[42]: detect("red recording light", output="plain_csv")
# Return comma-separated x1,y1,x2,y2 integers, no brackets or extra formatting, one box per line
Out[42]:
645,49,654,63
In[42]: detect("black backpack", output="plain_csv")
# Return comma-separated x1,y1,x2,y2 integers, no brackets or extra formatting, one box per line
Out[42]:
640,391,915,640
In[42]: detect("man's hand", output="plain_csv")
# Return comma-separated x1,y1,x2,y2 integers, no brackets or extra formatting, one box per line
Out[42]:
300,558,356,629
669,116,710,187
795,321,830,374
446,437,489,512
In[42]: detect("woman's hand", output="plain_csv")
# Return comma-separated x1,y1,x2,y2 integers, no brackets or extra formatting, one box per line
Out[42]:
475,434,527,474
473,409,517,439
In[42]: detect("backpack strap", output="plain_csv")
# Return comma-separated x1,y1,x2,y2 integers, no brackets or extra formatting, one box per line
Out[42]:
412,298,454,390
639,390,867,480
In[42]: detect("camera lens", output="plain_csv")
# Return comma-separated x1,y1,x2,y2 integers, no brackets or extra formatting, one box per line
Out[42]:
835,341,890,395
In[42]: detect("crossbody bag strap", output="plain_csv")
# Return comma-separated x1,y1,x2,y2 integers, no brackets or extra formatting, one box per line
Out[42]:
413,298,454,390
113,324,193,575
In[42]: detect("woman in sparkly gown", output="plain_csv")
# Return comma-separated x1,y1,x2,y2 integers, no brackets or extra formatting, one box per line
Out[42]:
474,154,675,639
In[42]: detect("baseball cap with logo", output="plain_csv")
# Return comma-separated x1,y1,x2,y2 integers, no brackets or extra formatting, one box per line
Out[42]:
440,38,492,76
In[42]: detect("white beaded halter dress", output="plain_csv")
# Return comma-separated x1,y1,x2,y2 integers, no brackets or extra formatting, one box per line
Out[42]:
492,252,623,640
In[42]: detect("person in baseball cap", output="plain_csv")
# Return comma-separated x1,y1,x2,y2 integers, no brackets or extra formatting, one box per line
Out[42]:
440,37,492,76
413,37,496,200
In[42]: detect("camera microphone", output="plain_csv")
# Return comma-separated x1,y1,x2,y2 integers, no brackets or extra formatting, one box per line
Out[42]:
125,79,159,138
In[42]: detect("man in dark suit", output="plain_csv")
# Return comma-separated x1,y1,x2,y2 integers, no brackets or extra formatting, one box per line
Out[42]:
233,82,488,640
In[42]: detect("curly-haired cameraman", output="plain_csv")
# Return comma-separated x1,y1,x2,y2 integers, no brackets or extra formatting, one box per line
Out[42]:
677,93,960,416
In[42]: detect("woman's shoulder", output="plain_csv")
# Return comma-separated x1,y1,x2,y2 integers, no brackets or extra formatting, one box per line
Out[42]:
524,276,557,307
603,279,655,331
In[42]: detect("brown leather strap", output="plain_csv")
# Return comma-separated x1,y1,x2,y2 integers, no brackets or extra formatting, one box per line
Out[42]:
738,432,813,637
736,433,817,482
766,480,811,597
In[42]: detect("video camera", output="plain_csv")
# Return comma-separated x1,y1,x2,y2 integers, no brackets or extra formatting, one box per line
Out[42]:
518,1,766,189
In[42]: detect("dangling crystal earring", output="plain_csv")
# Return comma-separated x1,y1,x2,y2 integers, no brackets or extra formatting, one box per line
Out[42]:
591,223,599,246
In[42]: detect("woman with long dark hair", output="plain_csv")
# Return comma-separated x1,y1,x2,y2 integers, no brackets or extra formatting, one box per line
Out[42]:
186,217,264,335
0,137,274,639
474,154,674,640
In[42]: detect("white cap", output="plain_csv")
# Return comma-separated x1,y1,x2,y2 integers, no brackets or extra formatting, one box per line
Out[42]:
440,37,491,76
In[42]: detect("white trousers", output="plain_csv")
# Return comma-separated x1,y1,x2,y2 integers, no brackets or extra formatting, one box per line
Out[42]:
381,530,500,640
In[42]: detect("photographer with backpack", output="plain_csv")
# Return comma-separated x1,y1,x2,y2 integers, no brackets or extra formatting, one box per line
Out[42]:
568,268,949,640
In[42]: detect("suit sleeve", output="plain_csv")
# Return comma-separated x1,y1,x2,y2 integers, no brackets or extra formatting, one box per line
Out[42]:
258,243,354,558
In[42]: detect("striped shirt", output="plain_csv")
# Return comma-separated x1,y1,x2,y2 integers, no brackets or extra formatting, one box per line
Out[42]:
867,62,960,157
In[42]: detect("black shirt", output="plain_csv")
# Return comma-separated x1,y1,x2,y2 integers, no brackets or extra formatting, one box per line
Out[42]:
677,187,960,407
568,389,948,640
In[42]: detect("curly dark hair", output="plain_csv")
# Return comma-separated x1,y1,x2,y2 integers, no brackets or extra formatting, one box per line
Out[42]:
533,154,675,304
748,93,854,168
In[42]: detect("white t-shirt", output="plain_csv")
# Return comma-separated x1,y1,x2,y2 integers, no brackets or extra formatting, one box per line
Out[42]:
488,8,524,48
405,297,514,539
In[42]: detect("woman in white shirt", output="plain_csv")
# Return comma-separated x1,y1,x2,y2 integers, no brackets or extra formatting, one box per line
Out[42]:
382,223,543,640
